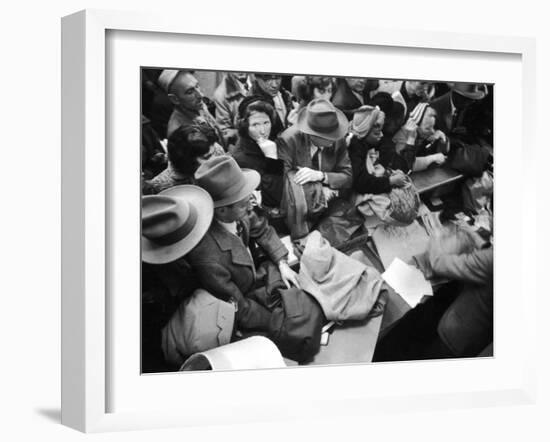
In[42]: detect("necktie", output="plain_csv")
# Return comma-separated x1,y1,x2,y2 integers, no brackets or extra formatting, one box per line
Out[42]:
311,148,320,171
236,220,246,245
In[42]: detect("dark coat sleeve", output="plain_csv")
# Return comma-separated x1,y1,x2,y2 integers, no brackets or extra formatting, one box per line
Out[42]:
324,140,353,190
248,211,288,264
276,132,295,175
233,138,285,207
348,137,392,194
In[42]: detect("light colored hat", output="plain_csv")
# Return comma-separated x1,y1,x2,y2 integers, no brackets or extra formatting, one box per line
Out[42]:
194,156,260,208
450,82,488,100
180,336,286,371
409,102,431,125
158,69,180,93
296,98,348,141
161,289,236,367
350,105,382,139
142,185,213,264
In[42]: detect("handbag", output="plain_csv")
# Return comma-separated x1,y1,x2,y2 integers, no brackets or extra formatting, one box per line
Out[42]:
449,139,490,177
245,262,325,363
268,287,324,363
355,176,420,226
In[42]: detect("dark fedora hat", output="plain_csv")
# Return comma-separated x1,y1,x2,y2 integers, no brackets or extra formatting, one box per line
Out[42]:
194,155,260,208
296,98,349,141
450,82,488,100
142,185,213,264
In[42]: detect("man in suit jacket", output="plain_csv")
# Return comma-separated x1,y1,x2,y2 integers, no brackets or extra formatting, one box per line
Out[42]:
430,82,488,138
277,98,352,193
187,155,299,332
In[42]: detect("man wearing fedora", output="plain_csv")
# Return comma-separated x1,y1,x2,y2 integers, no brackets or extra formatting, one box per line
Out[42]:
142,184,219,369
277,98,352,199
187,155,300,332
429,82,489,137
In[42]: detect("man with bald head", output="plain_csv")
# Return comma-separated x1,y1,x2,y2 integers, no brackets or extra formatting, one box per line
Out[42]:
159,69,225,149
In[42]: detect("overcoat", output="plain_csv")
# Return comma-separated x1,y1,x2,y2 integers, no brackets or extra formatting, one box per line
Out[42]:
187,212,288,331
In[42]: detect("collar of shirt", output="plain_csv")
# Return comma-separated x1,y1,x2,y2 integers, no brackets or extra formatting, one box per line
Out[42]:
351,90,364,105
310,144,324,157
449,92,457,116
310,143,325,170
217,219,238,236
272,92,287,119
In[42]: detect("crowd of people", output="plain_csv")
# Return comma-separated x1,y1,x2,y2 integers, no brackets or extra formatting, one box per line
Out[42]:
141,70,494,372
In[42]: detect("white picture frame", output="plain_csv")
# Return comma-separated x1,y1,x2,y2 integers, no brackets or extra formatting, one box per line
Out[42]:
61,9,537,433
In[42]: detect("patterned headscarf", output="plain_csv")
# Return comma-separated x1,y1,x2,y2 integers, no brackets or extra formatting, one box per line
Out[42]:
350,105,383,139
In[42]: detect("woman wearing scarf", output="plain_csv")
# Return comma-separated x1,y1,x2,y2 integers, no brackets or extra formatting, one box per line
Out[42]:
347,105,408,195
392,102,449,173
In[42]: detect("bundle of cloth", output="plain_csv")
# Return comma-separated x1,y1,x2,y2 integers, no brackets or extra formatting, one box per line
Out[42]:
297,231,386,322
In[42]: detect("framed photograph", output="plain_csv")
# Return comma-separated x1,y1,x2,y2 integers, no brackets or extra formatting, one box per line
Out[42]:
62,9,537,433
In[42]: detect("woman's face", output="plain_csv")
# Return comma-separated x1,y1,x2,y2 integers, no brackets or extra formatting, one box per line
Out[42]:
247,111,272,141
313,84,333,101
418,108,436,139
365,113,385,146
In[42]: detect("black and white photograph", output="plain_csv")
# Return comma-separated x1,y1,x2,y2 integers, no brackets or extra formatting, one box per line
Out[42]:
140,69,494,373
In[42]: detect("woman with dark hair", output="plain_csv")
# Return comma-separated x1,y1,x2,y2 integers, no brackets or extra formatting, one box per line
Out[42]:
145,121,225,194
232,96,286,208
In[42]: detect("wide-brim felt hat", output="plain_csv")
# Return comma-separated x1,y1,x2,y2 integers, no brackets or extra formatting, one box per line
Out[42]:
194,155,260,208
450,82,488,100
142,185,213,264
296,98,349,141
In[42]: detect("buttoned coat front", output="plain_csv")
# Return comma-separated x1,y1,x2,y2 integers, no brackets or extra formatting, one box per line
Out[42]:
186,211,288,331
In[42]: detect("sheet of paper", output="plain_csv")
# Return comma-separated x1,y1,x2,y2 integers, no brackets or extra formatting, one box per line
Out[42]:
382,258,433,308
